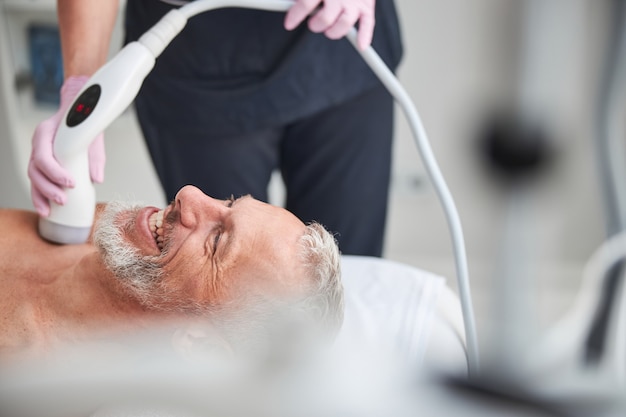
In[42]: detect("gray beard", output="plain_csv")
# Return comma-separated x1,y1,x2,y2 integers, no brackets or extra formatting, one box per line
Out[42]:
92,201,180,311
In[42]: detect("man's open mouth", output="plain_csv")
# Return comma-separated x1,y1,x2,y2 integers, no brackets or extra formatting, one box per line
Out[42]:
148,209,165,251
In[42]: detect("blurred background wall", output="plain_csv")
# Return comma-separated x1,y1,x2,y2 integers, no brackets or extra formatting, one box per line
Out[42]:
0,0,618,347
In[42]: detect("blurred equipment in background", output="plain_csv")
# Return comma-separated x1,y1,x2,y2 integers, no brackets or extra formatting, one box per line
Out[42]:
586,0,626,366
469,0,626,411
28,24,62,105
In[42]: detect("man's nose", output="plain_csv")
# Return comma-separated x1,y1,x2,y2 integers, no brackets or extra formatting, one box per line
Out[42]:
175,185,228,228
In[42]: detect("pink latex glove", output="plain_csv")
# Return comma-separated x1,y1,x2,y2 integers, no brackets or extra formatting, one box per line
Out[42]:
28,75,106,217
284,0,376,50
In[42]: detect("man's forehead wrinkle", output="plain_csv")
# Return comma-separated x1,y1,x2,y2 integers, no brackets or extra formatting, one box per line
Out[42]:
248,228,264,256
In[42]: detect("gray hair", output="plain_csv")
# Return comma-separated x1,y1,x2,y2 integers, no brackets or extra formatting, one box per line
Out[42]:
296,222,344,339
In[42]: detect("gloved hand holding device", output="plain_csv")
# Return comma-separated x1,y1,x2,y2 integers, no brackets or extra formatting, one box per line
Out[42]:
28,75,106,218
284,0,376,50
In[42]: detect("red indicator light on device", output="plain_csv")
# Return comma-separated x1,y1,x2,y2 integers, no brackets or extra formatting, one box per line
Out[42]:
76,103,85,112
85,107,92,115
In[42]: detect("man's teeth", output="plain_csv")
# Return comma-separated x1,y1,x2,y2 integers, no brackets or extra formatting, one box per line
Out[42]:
149,210,165,250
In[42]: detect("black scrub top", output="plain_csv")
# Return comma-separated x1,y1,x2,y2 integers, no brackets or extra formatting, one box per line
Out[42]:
124,0,404,136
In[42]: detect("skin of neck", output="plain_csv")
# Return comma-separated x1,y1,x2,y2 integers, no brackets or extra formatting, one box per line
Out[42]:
47,252,174,343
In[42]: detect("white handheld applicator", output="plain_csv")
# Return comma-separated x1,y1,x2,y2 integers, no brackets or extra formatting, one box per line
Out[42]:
38,10,187,244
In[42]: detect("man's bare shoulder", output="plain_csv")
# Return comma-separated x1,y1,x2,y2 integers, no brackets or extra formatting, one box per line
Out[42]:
0,208,94,275
0,208,39,232
0,204,107,239
0,209,53,271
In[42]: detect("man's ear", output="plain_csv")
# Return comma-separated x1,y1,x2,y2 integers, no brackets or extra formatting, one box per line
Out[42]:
171,324,233,362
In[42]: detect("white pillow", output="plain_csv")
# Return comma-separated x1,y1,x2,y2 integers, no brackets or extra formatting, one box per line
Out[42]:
335,255,467,375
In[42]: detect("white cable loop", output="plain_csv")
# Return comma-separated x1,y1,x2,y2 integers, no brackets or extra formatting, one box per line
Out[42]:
343,29,479,374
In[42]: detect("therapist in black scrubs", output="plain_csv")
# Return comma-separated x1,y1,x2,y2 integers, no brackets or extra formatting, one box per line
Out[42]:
29,0,403,257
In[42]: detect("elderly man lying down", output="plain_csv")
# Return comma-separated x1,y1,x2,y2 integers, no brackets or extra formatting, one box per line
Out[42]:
0,185,343,360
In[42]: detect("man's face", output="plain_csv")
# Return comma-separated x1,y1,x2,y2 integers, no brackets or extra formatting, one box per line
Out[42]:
94,185,309,312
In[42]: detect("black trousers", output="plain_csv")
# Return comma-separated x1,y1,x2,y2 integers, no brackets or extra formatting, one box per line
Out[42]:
135,84,394,257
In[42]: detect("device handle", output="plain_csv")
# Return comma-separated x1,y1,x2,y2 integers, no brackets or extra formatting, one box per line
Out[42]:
39,42,157,243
